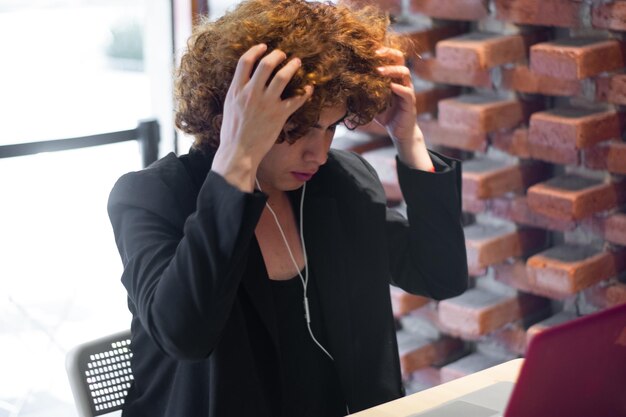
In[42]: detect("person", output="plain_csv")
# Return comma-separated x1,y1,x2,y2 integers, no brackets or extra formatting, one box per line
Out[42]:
107,0,468,416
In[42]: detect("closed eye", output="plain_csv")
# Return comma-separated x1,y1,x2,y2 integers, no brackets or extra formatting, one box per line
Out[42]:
312,124,338,132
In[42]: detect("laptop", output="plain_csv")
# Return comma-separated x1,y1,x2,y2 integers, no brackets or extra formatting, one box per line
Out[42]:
410,302,626,417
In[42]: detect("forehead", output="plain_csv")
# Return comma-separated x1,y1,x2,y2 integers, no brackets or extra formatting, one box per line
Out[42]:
318,105,347,125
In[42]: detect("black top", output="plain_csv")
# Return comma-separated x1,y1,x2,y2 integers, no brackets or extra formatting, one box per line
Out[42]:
268,268,346,417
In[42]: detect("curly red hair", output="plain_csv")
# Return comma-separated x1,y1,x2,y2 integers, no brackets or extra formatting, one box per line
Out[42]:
175,0,402,151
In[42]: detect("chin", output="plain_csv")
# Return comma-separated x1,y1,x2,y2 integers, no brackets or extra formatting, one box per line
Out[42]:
283,183,304,191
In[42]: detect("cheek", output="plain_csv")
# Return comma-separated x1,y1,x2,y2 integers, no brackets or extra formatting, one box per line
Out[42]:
258,147,290,176
257,152,276,179
319,133,334,154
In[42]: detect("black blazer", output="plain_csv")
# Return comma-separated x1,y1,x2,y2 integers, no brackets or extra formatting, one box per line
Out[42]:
107,147,468,417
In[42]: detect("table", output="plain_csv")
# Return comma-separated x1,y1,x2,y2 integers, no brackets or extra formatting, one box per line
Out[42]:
350,359,524,417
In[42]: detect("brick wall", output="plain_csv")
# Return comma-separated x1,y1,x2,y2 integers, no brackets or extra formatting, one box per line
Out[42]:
338,0,626,394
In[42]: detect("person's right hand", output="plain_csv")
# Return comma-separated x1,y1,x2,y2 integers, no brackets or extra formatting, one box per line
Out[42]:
211,44,313,192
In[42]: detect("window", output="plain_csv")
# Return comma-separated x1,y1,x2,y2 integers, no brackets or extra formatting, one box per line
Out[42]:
0,1,164,415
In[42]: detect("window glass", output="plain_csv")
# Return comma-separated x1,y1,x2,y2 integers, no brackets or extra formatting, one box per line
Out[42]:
0,1,148,415
0,0,149,145
209,0,240,19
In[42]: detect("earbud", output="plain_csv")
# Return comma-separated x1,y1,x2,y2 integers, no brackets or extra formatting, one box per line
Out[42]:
303,297,311,324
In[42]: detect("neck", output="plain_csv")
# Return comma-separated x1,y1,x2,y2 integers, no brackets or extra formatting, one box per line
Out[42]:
256,178,292,207
264,189,288,208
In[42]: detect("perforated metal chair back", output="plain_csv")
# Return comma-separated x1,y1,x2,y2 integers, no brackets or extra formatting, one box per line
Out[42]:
66,330,133,417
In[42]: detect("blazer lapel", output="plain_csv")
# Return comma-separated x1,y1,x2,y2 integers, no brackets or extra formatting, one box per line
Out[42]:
303,193,357,404
240,239,280,350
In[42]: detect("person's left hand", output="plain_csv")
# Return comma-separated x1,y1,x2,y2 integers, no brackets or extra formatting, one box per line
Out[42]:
373,47,433,171
373,47,420,145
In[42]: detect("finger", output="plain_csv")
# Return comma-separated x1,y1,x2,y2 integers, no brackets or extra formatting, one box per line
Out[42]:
390,82,417,109
232,44,268,87
249,49,288,90
281,85,314,114
377,65,412,86
266,57,302,98
376,47,405,65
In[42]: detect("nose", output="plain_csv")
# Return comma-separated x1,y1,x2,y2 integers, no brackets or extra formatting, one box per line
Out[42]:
302,130,332,166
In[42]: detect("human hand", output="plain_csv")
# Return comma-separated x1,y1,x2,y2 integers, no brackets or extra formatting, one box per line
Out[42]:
212,44,313,191
373,47,419,144
373,47,433,171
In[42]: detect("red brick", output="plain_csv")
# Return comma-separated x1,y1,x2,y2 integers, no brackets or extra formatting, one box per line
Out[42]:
491,128,532,159
529,107,622,151
583,209,626,246
390,286,431,318
418,117,488,152
592,1,626,31
414,84,461,115
411,57,493,88
596,73,626,106
409,0,489,21
400,303,441,338
493,260,573,299
526,311,578,347
399,22,468,57
438,287,550,338
526,245,626,295
527,106,624,165
500,65,583,96
490,195,577,232
397,331,464,374
481,323,528,356
465,222,547,272
440,352,508,383
527,175,626,221
462,194,490,215
530,38,626,80
603,284,626,307
462,157,550,199
584,139,626,175
584,282,626,310
436,32,527,71
360,146,403,204
411,297,493,338
345,0,402,15
438,94,530,133
528,141,581,165
495,0,583,28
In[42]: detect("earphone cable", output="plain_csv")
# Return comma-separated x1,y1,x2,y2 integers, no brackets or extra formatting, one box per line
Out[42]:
255,179,334,361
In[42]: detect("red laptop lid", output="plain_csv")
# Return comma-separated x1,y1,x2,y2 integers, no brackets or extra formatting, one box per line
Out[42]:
504,302,626,417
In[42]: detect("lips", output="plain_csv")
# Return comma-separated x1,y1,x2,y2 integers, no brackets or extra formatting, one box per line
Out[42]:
291,171,315,182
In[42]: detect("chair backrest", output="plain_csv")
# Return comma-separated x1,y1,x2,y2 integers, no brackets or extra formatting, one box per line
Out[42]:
65,330,133,417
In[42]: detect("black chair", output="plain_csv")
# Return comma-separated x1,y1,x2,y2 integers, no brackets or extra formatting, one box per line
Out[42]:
65,330,133,417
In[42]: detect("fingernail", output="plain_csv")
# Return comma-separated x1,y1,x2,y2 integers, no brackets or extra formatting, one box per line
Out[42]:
376,67,385,73
293,57,301,66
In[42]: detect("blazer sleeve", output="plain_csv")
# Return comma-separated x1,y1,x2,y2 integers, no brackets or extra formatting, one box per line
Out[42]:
108,169,266,360
359,150,468,300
